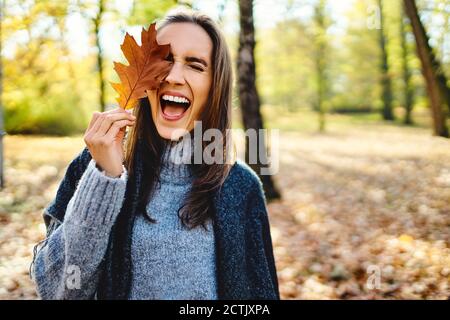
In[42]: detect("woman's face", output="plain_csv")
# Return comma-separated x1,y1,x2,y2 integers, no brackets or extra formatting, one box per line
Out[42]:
147,22,213,140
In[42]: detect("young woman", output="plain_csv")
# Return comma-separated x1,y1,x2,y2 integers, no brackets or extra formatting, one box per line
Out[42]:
31,12,279,300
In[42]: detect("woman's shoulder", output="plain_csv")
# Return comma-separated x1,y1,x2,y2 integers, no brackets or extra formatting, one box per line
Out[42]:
214,160,268,225
219,159,265,200
228,159,263,187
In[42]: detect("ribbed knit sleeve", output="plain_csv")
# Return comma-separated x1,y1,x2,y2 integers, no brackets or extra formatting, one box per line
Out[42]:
32,159,127,299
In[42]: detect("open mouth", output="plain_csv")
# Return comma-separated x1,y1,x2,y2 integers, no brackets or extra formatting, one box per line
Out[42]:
159,93,191,121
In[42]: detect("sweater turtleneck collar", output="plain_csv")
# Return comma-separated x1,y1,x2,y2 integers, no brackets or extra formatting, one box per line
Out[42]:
159,136,194,184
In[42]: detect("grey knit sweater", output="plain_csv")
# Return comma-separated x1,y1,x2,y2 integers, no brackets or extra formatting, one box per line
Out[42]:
32,139,217,300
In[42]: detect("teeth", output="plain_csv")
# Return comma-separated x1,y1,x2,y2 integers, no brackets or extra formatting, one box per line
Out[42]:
162,94,190,104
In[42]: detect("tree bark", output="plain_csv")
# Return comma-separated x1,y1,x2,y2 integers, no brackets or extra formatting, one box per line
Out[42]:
403,0,449,137
93,0,106,112
237,0,280,199
378,0,394,121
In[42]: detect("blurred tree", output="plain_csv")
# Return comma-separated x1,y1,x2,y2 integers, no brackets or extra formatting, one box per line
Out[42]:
127,0,179,26
333,0,380,113
92,0,105,112
400,2,415,125
0,0,4,188
378,0,394,121
418,0,450,80
94,0,106,112
312,0,330,132
75,0,117,112
404,0,449,137
237,0,280,199
3,0,87,135
2,0,187,136
256,18,312,111
439,2,449,81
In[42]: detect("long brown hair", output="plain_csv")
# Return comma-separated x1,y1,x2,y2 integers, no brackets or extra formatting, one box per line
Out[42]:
123,12,234,230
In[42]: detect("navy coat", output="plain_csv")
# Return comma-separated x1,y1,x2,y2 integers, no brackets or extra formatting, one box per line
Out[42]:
40,140,279,300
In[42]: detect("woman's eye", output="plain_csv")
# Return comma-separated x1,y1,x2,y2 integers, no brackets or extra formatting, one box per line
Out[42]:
189,64,204,72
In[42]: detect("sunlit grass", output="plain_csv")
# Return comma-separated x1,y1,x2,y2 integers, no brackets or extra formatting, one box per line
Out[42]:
231,104,446,136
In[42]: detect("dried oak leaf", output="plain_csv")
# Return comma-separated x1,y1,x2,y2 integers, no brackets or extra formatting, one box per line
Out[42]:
111,23,172,109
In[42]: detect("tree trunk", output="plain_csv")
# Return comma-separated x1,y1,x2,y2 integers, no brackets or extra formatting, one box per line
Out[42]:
403,0,449,137
378,0,394,121
400,3,414,125
0,0,5,189
314,0,327,132
94,0,106,112
237,0,280,199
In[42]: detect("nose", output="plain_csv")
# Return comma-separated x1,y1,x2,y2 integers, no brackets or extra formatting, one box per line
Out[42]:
164,62,186,86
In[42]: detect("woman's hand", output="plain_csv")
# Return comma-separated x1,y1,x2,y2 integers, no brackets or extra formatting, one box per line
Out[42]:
84,108,136,177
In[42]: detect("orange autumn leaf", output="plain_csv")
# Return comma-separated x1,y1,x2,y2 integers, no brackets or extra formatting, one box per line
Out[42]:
110,23,172,109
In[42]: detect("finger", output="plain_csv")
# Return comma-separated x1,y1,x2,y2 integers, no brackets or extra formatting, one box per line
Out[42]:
104,107,126,115
102,119,135,143
94,113,136,138
87,112,108,139
86,108,124,134
87,112,101,132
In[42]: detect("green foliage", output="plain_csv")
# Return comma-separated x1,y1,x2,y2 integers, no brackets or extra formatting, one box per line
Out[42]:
256,19,314,111
1,0,182,135
127,0,179,25
1,0,448,135
5,94,86,135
